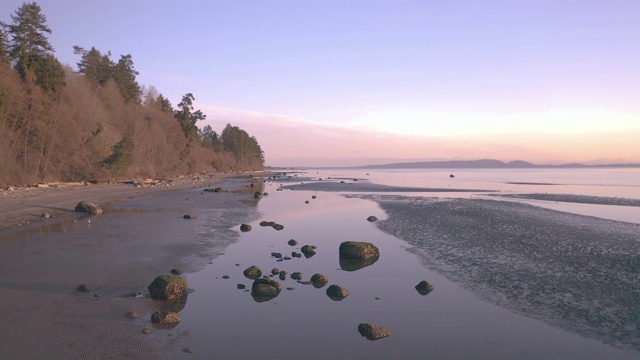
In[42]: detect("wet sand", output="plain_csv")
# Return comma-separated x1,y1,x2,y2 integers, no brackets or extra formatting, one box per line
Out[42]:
0,174,264,359
490,193,640,207
352,194,640,353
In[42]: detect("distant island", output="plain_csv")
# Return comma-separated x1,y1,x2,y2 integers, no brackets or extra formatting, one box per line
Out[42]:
350,159,640,170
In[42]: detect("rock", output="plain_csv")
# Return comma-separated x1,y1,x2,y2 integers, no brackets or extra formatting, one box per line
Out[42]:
310,274,329,288
339,241,380,259
287,239,299,246
272,224,284,231
271,268,280,275
240,224,252,232
183,214,198,219
251,278,282,300
339,256,379,272
170,268,184,275
76,284,92,293
286,287,295,290
283,256,292,260
415,280,434,295
312,195,317,199
273,253,283,259
75,201,103,215
214,187,223,192
450,174,455,178
300,245,316,257
142,328,153,335
366,215,378,222
41,212,50,219
291,252,301,258
222,275,230,279
305,200,310,204
243,265,262,279
151,311,181,325
326,284,349,300
278,271,288,280
260,221,276,227
291,272,303,280
148,275,188,301
183,347,194,353
263,192,269,196
358,323,392,340
237,284,246,289
126,311,139,319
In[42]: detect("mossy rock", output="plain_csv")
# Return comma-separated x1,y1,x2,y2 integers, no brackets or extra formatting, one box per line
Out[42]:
151,311,181,325
339,241,380,259
243,265,262,279
148,275,188,301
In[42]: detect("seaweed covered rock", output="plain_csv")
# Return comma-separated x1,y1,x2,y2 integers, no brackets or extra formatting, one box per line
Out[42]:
339,241,380,259
151,311,181,325
148,275,188,301
75,201,103,215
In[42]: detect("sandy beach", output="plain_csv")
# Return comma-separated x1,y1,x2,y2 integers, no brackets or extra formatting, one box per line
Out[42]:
0,174,264,359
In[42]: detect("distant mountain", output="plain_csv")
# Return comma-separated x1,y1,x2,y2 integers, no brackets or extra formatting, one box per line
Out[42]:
354,159,640,169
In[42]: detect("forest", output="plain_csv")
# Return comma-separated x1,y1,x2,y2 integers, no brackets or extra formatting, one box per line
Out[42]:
0,2,264,188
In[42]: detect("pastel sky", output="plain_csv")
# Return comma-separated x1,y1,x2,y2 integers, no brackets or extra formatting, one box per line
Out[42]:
2,1,639,166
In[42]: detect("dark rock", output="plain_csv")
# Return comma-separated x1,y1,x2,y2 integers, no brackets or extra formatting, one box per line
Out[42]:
292,252,301,258
415,280,434,295
291,272,303,280
312,195,317,199
326,284,349,300
283,256,292,260
310,274,329,288
254,192,262,199
287,239,299,246
305,200,310,204
222,275,230,279
366,215,378,222
148,275,188,301
450,174,455,178
151,311,181,325
243,265,262,279
214,187,223,192
251,278,282,301
240,224,252,232
76,284,91,293
279,271,287,280
263,192,269,196
339,241,380,259
170,268,184,275
300,245,316,257
75,201,103,215
339,256,379,272
237,284,246,289
260,221,276,227
271,268,280,275
273,253,283,259
183,214,198,219
183,348,194,353
272,224,284,231
286,287,295,290
358,323,392,340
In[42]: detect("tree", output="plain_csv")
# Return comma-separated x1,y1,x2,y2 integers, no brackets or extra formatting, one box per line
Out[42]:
199,124,222,150
221,123,264,161
2,2,64,94
156,94,173,113
0,28,9,62
73,46,114,86
174,93,206,142
113,54,141,103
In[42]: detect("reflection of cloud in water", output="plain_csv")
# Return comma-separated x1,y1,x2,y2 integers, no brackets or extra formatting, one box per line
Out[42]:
360,195,640,352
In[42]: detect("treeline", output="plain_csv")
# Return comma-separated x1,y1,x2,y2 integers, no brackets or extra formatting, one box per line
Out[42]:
0,2,264,188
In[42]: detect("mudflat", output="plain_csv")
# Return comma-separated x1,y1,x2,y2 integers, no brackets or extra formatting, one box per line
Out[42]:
0,174,263,359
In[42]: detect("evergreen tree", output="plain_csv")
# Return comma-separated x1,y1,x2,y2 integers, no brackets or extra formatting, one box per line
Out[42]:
113,54,141,103
156,94,173,113
0,28,9,62
73,46,114,86
174,93,206,142
33,53,65,94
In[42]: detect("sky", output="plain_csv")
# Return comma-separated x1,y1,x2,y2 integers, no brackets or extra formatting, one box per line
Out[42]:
2,0,639,167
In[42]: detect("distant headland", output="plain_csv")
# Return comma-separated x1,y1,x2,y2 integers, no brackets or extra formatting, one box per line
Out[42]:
347,159,640,170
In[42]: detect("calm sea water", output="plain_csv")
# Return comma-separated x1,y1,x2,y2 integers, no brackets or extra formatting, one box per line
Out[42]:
174,168,640,359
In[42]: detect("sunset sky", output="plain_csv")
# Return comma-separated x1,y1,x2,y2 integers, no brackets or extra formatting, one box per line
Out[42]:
2,0,638,166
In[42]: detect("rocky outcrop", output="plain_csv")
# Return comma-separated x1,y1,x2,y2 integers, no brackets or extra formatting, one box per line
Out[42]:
326,284,349,300
243,265,262,279
339,241,380,259
148,275,188,301
75,201,102,215
358,323,392,340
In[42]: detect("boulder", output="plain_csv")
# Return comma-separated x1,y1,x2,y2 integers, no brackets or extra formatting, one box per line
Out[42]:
300,245,316,257
251,278,282,301
339,241,380,259
278,271,288,281
366,216,378,222
240,224,252,232
270,268,280,275
148,275,188,301
358,323,392,340
243,265,262,279
310,274,329,288
260,221,276,227
75,201,102,215
415,280,434,295
272,224,284,231
326,284,349,300
151,311,181,325
291,272,303,280
287,239,299,246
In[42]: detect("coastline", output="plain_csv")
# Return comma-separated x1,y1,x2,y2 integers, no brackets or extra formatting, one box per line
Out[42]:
0,173,265,359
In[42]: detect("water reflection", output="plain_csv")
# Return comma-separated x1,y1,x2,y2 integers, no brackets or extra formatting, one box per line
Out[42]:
339,256,379,271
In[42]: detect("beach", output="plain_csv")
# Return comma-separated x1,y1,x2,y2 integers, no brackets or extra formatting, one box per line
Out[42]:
1,169,639,359
0,174,264,359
